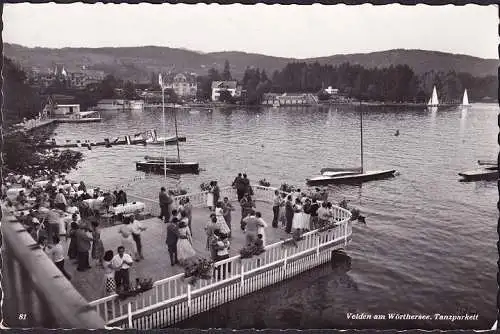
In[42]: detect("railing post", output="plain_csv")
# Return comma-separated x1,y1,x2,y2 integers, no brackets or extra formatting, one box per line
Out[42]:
187,284,192,309
316,234,320,258
283,248,288,276
127,302,132,328
344,221,348,246
240,262,245,287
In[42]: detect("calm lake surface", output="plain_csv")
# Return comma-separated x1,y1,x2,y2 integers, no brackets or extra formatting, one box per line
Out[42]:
57,103,498,330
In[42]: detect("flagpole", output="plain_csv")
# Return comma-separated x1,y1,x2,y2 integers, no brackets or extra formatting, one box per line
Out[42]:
160,74,167,181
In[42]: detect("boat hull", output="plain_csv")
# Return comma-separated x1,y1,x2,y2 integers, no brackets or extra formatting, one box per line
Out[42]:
306,170,396,186
145,136,186,145
458,169,498,181
477,159,497,166
136,161,199,174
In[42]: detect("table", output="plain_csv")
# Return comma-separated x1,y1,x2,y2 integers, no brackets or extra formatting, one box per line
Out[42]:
6,188,27,200
109,202,145,215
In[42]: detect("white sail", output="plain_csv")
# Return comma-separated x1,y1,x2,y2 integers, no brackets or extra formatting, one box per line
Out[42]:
431,86,439,106
462,89,469,106
427,97,432,106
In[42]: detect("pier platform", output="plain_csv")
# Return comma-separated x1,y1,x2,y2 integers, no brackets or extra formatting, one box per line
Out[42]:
69,201,288,301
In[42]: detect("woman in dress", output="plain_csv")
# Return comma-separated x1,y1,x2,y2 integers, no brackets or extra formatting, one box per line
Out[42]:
67,221,79,261
206,181,215,211
292,198,305,232
102,250,116,296
91,220,105,267
177,220,196,263
278,193,286,228
118,217,139,261
255,212,268,246
303,198,312,232
214,202,231,235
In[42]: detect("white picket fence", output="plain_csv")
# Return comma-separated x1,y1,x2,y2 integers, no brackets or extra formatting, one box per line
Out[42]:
89,185,353,329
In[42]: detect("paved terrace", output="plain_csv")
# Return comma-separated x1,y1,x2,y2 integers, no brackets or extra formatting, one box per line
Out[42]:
69,200,288,301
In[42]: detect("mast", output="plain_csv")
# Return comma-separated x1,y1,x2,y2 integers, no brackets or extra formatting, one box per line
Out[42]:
173,107,181,162
360,101,364,173
160,75,167,180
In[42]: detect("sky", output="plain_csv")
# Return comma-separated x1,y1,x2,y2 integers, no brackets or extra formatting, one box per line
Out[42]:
3,3,499,59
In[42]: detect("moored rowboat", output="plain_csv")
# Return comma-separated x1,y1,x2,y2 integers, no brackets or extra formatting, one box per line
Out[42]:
136,160,199,174
458,168,498,182
306,169,397,186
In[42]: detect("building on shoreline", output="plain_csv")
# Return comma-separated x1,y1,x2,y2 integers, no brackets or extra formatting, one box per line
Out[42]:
164,73,198,98
262,93,318,106
211,81,242,101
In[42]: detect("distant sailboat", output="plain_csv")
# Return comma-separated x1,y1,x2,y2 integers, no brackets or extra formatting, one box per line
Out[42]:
427,86,439,107
462,89,470,107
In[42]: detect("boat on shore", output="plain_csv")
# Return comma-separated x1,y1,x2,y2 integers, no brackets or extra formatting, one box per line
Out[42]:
458,168,498,182
306,104,397,186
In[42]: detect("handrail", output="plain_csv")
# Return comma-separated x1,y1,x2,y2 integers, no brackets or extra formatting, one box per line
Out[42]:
1,212,105,328
89,184,352,326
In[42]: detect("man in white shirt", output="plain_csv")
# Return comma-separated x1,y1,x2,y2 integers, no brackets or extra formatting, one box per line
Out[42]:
46,235,71,280
111,246,134,291
131,216,146,260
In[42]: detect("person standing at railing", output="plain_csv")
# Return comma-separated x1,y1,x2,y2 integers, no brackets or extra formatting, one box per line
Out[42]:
242,210,259,246
271,190,280,228
317,202,332,229
214,232,231,280
111,246,134,292
309,198,320,230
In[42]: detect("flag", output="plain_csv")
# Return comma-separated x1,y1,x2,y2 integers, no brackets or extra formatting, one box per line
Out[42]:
159,73,165,90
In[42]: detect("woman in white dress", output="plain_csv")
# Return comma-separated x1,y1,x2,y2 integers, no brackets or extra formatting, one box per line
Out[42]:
206,181,215,211
118,217,138,261
177,220,196,263
255,211,268,246
292,198,305,231
214,202,231,235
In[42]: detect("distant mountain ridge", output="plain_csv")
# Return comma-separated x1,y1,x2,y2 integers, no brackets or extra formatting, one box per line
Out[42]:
4,43,498,82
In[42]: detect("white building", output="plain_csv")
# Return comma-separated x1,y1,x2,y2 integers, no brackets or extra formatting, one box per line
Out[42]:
211,81,241,101
324,86,339,95
165,73,197,98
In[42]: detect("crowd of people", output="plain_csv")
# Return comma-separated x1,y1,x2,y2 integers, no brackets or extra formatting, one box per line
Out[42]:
1,172,144,295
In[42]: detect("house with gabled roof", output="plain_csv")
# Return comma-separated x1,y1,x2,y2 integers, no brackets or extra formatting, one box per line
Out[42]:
211,81,242,101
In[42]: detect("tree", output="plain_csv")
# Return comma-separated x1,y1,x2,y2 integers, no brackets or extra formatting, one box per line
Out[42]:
123,81,137,100
221,60,232,81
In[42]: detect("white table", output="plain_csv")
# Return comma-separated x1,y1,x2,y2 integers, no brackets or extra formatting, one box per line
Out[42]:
109,202,145,215
7,188,26,200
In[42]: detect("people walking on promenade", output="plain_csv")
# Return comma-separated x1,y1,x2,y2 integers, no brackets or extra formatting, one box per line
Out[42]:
214,202,231,235
242,174,251,195
183,198,193,234
159,187,172,222
213,181,220,208
166,217,179,266
111,246,133,292
205,214,219,255
131,215,147,260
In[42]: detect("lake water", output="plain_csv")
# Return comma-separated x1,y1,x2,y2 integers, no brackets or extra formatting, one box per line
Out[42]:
56,103,498,330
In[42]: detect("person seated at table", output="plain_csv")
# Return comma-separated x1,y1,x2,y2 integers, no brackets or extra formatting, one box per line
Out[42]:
80,191,91,201
117,190,127,205
16,190,27,205
77,181,87,192
54,189,67,211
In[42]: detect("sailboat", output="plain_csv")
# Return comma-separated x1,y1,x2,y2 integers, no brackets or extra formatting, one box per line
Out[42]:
306,104,397,186
135,74,199,175
461,89,471,107
427,86,439,107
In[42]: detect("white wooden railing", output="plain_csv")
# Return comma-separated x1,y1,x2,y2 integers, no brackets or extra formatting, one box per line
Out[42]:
89,185,352,329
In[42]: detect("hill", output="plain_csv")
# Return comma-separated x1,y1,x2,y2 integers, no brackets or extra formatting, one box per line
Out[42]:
4,43,498,82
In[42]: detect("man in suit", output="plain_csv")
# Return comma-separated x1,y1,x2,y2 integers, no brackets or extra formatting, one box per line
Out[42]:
159,187,173,223
166,217,179,266
75,225,93,271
